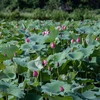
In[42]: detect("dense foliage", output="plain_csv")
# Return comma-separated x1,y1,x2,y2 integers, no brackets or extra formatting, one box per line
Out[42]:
0,9,100,21
0,0,100,12
0,19,100,100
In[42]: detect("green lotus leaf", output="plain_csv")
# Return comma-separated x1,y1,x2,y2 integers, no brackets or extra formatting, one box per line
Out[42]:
0,53,9,62
45,27,59,43
0,43,18,58
27,57,43,71
41,80,71,95
21,43,31,51
47,51,66,62
76,26,94,34
67,51,84,60
29,34,45,44
0,81,25,98
48,96,72,100
32,44,46,51
79,45,94,57
82,90,97,99
13,57,30,67
70,94,83,100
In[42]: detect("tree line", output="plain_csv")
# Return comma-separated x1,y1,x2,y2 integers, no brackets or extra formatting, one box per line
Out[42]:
0,0,100,12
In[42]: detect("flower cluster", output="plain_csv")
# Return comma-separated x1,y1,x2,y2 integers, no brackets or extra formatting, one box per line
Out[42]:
55,25,66,31
42,30,50,36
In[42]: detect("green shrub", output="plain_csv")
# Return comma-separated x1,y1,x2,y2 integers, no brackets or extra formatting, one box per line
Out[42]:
51,10,68,21
45,0,60,10
0,9,100,21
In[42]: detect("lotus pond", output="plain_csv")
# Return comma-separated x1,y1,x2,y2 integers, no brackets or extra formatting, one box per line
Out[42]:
0,19,100,100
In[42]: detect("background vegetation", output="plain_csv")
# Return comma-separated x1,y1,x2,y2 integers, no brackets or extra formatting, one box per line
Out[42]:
0,0,100,21
0,0,100,11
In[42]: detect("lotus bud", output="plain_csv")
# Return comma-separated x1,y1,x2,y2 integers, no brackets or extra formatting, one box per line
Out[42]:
62,26,66,30
76,38,80,43
60,86,64,92
71,39,74,43
50,42,56,49
25,38,30,43
33,71,38,77
42,60,47,66
96,37,98,41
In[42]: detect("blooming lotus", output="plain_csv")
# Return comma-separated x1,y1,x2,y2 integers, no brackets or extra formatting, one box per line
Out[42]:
42,30,50,36
61,25,66,30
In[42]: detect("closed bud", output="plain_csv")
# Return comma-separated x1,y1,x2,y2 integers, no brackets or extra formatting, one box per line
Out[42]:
33,71,38,77
60,86,64,92
42,60,47,66
50,42,56,49
76,38,80,43
71,39,74,43
25,38,30,43
96,37,98,41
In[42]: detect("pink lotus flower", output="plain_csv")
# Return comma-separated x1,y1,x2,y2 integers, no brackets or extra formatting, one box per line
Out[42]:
42,30,50,36
25,38,30,43
71,39,74,43
96,37,98,41
76,38,80,43
61,26,66,30
55,26,61,30
45,30,50,35
42,31,45,35
33,71,38,77
50,42,56,49
42,60,47,66
60,86,64,92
